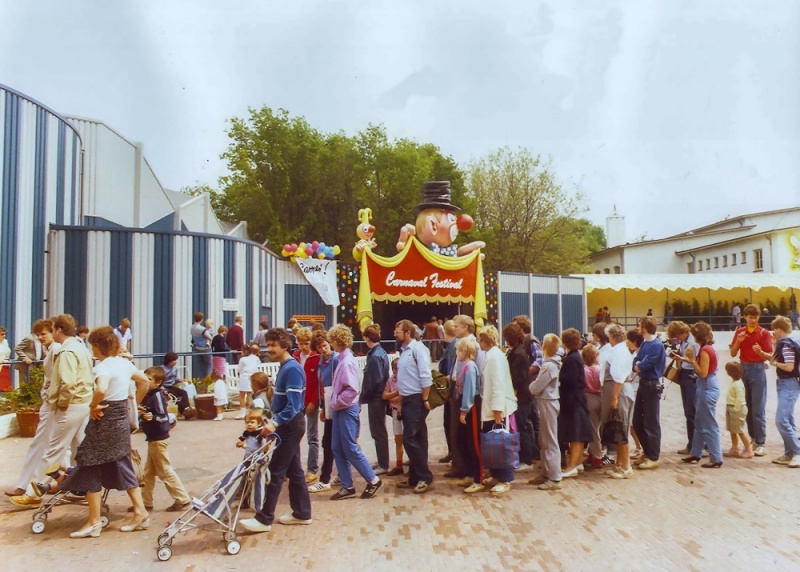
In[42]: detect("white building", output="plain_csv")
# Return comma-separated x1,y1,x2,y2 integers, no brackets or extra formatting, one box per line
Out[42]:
592,207,800,275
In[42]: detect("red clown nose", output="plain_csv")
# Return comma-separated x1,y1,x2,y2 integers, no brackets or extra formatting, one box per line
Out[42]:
456,214,473,232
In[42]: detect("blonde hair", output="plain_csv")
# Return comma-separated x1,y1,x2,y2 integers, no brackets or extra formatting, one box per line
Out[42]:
327,324,354,349
455,337,478,361
667,321,690,338
245,409,265,425
772,315,792,333
541,334,561,357
296,327,313,343
477,325,499,347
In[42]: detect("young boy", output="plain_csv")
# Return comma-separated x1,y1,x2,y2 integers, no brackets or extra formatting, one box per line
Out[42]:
138,366,192,512
723,361,753,459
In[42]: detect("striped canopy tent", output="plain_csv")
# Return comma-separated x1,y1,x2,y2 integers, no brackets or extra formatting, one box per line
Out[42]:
573,273,799,329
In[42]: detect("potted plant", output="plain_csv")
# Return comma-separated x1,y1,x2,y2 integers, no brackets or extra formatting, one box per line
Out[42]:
191,374,217,420
5,368,44,437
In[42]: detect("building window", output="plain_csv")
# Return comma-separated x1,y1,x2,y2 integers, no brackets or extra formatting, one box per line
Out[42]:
741,251,746,264
732,253,737,266
603,268,610,274
697,260,703,271
613,266,621,274
754,248,763,271
706,258,711,269
723,255,728,267
714,257,719,268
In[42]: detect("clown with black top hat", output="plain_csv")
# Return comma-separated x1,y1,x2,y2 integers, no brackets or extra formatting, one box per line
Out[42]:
396,181,485,257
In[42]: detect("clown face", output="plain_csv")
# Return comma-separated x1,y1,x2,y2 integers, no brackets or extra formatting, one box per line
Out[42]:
415,209,458,248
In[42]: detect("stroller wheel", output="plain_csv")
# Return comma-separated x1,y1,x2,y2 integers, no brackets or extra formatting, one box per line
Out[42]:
102,504,110,514
31,511,48,522
158,533,172,547
32,520,46,534
226,540,241,555
223,530,237,542
100,514,110,528
157,546,173,561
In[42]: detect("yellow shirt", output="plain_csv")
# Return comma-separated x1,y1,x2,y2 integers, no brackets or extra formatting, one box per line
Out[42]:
47,337,95,409
726,379,746,412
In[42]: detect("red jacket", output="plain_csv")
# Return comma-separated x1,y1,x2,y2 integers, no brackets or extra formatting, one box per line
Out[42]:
294,350,321,406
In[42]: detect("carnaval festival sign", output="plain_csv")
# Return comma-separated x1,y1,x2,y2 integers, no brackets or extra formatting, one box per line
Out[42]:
356,236,486,332
295,258,340,306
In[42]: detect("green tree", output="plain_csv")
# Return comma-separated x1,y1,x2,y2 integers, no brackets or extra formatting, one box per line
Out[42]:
465,146,603,273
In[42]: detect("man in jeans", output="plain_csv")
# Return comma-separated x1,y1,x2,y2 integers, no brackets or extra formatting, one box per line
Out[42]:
240,328,312,533
393,320,433,494
360,324,390,476
755,316,800,467
631,317,666,470
729,304,772,457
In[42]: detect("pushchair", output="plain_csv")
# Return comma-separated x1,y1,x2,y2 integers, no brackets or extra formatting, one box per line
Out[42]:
30,485,112,534
155,432,280,561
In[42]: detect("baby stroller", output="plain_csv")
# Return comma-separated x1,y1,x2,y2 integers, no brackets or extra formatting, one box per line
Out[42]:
30,484,112,535
155,433,280,561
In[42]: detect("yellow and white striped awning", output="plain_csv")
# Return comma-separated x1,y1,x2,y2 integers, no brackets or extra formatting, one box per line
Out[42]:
572,273,799,293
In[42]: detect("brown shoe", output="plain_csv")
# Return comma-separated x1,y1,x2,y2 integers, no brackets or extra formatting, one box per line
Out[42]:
4,488,26,497
527,475,548,486
386,467,404,477
166,501,190,512
396,480,412,489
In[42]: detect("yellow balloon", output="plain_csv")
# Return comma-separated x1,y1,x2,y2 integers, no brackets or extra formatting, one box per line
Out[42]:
333,245,341,255
318,253,325,259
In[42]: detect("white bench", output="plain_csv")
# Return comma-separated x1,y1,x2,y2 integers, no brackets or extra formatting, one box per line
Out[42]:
224,353,397,403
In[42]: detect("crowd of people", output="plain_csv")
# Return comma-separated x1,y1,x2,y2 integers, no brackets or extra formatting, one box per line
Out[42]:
2,303,799,541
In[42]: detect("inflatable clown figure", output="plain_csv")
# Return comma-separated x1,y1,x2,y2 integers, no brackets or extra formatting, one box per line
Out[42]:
396,181,484,257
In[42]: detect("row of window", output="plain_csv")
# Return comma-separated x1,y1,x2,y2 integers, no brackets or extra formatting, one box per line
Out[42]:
695,249,763,272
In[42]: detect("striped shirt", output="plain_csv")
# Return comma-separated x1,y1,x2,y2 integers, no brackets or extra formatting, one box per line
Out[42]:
271,358,305,426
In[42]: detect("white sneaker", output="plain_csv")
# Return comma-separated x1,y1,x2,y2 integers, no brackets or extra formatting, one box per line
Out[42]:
788,455,800,468
239,518,272,533
562,467,579,478
235,409,246,420
515,463,535,472
772,455,791,465
308,481,331,493
213,415,224,421
278,513,312,525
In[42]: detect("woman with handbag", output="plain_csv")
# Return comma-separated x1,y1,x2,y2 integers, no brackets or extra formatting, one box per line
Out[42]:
557,329,593,479
58,326,151,538
477,325,518,494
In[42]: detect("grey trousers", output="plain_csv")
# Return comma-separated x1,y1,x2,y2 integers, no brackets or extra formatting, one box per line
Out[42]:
537,398,561,481
586,392,604,458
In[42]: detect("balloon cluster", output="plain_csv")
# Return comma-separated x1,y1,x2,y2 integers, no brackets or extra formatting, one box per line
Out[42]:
282,241,341,260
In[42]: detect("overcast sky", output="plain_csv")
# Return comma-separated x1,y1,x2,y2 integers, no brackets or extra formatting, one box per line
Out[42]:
3,0,798,243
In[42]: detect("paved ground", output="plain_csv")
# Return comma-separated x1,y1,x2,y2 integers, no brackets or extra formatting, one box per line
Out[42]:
2,336,799,571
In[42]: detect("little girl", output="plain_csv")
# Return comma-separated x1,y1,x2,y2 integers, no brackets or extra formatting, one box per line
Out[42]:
454,337,482,493
528,334,563,491
381,359,405,476
723,361,753,458
212,371,228,421
582,344,605,468
249,371,273,419
236,344,260,419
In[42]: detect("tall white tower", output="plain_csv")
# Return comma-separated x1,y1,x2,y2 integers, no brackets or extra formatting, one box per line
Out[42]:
606,205,626,248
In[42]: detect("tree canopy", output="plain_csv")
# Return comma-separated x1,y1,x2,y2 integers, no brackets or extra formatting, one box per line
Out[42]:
202,107,604,273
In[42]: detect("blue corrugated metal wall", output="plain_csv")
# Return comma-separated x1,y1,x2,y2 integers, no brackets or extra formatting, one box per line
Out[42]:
192,236,208,318
561,294,584,335
31,108,48,323
223,240,236,327
1,91,20,341
285,284,328,321
56,123,66,225
109,232,133,324
501,292,529,327
63,230,88,326
532,293,559,341
152,233,174,353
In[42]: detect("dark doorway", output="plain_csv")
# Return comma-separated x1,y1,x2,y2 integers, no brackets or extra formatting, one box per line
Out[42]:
370,300,474,340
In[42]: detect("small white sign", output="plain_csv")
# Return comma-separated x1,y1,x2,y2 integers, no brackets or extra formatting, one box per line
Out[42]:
222,298,239,312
